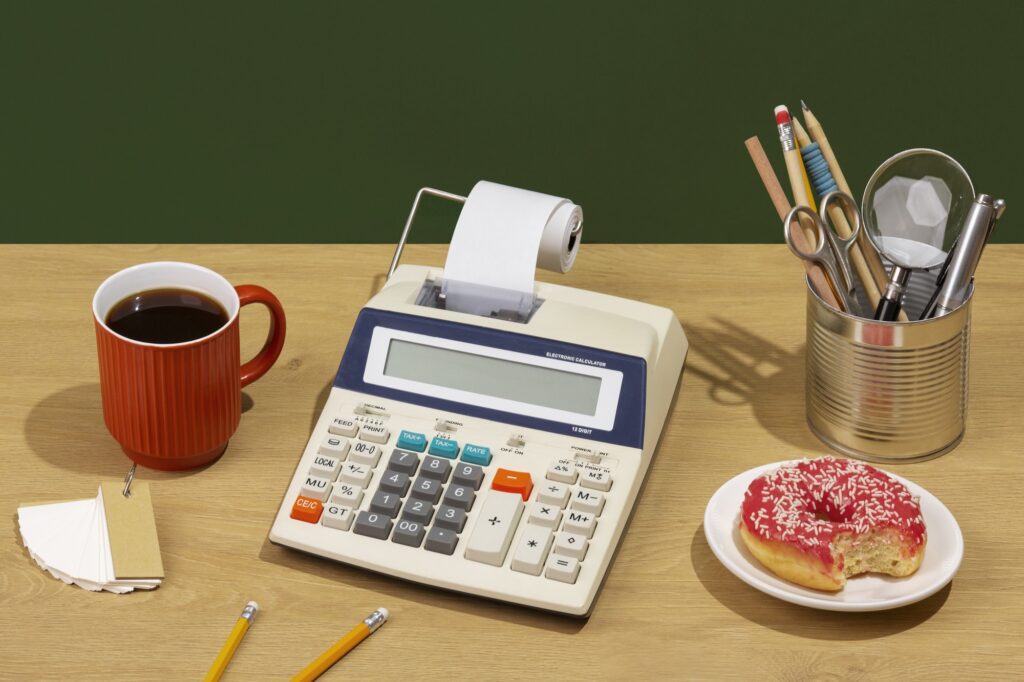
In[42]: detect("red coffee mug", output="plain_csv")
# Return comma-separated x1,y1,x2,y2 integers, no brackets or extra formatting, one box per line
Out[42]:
93,261,286,470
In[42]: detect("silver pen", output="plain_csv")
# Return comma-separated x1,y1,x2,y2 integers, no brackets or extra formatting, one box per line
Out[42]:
926,193,1006,318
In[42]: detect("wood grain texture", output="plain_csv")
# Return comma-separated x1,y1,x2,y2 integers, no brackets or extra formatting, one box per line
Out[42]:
1,244,1022,681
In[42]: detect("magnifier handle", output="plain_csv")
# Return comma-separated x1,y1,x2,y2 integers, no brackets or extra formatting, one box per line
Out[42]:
874,296,903,322
874,265,911,321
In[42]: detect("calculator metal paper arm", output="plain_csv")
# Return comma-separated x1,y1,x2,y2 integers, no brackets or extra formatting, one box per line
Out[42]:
269,181,688,616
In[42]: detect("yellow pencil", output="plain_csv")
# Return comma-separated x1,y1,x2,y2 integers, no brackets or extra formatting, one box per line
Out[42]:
775,104,822,251
291,608,389,682
775,105,815,211
204,601,259,682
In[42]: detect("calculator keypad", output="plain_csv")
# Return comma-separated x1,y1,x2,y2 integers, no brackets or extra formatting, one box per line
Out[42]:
353,511,393,539
420,456,452,482
464,492,523,566
411,477,443,504
359,424,390,443
322,504,355,531
328,417,359,438
387,449,420,475
392,519,426,547
425,526,459,555
293,409,618,588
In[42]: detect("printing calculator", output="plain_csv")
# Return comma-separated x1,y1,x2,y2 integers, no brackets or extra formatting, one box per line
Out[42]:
269,189,687,616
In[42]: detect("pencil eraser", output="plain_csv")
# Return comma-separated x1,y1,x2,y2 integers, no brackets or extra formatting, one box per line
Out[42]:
377,607,390,620
247,600,259,611
774,105,791,124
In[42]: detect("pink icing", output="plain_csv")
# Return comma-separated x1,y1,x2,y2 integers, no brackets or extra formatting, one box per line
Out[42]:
740,457,926,567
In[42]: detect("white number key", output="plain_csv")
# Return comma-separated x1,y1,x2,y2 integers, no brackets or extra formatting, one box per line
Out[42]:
544,553,580,584
581,468,612,492
464,491,524,566
328,417,359,438
340,462,373,487
570,489,605,515
318,435,350,458
330,483,364,508
309,454,342,479
300,474,333,502
537,481,571,508
563,510,597,538
553,531,589,561
349,442,382,466
546,459,578,484
511,525,554,576
527,502,562,528
322,504,355,531
359,423,390,443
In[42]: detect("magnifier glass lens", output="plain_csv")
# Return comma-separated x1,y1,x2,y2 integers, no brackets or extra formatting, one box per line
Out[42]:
862,150,974,269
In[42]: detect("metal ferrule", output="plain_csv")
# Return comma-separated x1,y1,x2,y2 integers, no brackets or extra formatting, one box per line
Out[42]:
241,602,258,623
882,265,910,300
778,122,795,152
363,609,387,632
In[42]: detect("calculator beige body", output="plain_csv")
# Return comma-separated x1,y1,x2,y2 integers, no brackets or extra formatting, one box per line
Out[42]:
270,265,686,616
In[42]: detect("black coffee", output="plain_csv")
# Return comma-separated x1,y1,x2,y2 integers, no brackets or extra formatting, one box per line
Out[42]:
106,288,228,343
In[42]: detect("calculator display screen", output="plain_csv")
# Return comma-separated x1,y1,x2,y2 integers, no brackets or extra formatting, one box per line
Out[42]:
383,338,602,416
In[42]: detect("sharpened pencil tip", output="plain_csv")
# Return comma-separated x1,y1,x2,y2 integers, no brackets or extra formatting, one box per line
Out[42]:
800,99,809,111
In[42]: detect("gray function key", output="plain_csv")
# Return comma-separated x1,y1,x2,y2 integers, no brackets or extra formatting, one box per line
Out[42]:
434,505,467,533
388,449,420,476
401,498,434,525
420,456,452,482
369,490,402,518
410,476,443,504
391,519,427,548
442,484,476,511
379,470,411,496
424,526,459,555
452,463,484,490
353,511,393,540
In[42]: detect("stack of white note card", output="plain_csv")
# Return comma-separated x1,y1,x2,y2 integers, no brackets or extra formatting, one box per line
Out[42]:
17,481,164,593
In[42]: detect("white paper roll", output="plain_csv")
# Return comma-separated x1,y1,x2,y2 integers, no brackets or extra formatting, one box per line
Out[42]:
442,181,582,317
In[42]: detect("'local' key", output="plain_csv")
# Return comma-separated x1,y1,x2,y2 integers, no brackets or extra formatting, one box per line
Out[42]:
464,491,524,566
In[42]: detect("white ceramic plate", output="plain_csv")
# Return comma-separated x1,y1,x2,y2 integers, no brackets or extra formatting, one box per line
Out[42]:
703,460,964,611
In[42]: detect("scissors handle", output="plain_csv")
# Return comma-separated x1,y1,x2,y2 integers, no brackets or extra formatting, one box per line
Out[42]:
783,205,855,313
818,191,861,294
783,205,827,260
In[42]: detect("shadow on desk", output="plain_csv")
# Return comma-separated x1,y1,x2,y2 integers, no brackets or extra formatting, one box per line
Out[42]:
690,525,949,640
257,536,587,634
23,383,249,480
684,317,821,451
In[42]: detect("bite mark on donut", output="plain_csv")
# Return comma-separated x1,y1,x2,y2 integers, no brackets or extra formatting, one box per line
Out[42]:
739,457,927,589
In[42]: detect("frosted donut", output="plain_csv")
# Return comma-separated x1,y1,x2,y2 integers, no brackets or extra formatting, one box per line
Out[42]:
739,457,926,591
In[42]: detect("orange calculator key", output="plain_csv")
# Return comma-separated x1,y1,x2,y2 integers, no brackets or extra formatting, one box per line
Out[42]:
491,468,534,500
291,495,324,523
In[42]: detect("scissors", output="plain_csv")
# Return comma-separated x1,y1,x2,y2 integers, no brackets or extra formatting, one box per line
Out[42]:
783,191,862,316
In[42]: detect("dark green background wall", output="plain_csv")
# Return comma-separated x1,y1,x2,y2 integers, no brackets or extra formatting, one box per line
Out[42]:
2,2,1019,243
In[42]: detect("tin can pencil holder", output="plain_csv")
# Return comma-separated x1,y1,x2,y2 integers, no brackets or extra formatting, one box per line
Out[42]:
804,270,972,463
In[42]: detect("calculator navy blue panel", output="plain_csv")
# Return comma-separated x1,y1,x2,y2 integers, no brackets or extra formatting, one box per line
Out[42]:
335,308,647,449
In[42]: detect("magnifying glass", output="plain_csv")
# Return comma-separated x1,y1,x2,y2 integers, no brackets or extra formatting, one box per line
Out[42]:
861,149,974,320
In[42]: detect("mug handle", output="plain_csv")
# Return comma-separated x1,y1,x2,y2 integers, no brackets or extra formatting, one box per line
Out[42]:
235,284,287,387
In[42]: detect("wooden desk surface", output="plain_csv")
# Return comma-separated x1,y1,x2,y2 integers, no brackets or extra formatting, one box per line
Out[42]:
2,244,1022,681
